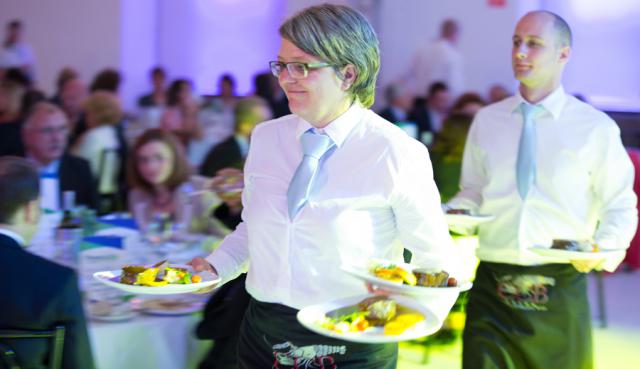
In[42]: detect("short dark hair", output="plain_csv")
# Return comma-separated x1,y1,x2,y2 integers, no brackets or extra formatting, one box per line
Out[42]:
428,81,449,98
8,20,22,29
166,79,192,107
151,66,166,78
90,68,121,93
0,157,39,223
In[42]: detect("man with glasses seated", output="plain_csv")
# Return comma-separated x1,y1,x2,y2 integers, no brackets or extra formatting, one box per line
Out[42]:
21,102,98,210
0,157,94,369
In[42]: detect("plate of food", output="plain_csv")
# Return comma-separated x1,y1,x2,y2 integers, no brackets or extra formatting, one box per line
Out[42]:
444,208,494,227
529,240,610,260
93,261,219,295
138,298,205,316
297,294,441,343
342,259,471,297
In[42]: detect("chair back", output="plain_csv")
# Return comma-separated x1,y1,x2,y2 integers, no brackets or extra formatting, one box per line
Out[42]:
0,326,65,369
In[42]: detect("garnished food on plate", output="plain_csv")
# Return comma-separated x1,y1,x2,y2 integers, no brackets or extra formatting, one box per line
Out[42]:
318,296,424,336
551,239,599,253
370,263,457,287
446,208,471,215
118,261,202,287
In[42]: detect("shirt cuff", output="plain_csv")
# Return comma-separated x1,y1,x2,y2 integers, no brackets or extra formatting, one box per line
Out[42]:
205,249,246,285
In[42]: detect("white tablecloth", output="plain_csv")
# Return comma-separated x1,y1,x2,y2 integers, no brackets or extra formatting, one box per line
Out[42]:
89,313,211,369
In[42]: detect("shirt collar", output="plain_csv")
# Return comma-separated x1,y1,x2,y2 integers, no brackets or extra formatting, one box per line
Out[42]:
295,103,366,148
512,85,567,121
0,228,26,247
26,154,61,176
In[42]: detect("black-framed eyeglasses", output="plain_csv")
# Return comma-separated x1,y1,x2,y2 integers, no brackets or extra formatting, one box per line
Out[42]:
269,61,332,79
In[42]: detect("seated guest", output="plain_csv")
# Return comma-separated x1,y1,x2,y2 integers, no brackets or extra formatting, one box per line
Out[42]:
0,81,23,124
378,82,411,124
58,77,88,147
451,92,485,117
137,66,167,108
429,113,473,202
200,96,272,177
159,79,201,147
49,67,78,106
487,83,510,103
128,129,224,236
196,96,271,369
19,88,46,120
89,68,121,94
22,102,98,209
0,156,95,369
70,92,121,212
253,71,290,118
407,81,452,138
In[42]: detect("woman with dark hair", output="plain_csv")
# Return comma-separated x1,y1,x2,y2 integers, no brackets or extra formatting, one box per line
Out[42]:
159,79,201,147
190,4,458,368
128,129,222,236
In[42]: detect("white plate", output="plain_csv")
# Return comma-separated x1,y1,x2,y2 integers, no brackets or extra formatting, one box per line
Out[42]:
89,310,138,322
139,299,204,316
445,213,494,227
528,245,611,260
93,265,219,295
341,260,471,297
297,294,442,343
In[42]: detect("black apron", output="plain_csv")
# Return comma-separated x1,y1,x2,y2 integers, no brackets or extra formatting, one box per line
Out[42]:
463,262,593,369
238,298,398,369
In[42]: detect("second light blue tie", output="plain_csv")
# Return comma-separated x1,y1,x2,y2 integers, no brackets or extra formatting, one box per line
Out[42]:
287,130,335,219
516,103,539,199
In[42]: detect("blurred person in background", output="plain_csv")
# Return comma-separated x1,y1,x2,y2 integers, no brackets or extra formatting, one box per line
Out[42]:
0,156,95,369
407,81,451,143
196,96,272,369
487,83,510,104
0,81,24,124
89,68,121,94
253,71,290,118
58,77,88,146
200,96,272,178
137,66,167,108
407,19,463,96
71,92,123,213
377,82,411,124
127,129,225,236
160,79,202,147
3,20,36,80
50,67,79,106
429,113,473,202
21,102,97,209
451,92,485,117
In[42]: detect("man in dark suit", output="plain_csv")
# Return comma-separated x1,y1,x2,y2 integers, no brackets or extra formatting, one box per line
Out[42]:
0,157,95,369
196,97,271,369
22,102,98,210
200,96,272,177
377,82,411,124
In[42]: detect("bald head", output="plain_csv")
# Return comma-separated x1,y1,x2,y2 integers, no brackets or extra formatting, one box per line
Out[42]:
520,11,572,48
22,102,70,166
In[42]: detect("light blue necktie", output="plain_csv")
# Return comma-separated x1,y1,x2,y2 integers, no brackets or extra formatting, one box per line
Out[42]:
516,103,539,198
287,130,335,219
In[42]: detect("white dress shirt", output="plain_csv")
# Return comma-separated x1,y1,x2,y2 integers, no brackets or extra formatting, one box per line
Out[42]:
207,103,458,309
448,86,637,269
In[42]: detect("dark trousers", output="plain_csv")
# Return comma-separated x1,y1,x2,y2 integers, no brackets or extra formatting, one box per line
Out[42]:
238,298,398,369
463,262,593,369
